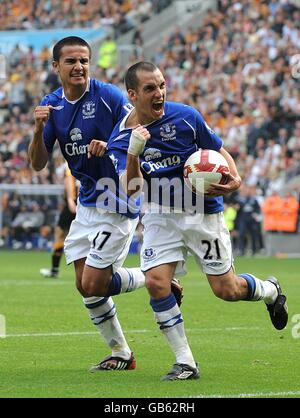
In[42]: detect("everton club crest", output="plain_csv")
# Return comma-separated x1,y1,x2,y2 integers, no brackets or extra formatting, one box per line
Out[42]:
160,123,176,141
82,101,96,119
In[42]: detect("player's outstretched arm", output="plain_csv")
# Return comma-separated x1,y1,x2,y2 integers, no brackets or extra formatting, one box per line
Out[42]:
65,172,77,214
28,105,52,171
121,126,150,197
206,147,242,196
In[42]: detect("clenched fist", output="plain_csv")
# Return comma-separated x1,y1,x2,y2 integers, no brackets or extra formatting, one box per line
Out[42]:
34,105,53,133
88,139,107,159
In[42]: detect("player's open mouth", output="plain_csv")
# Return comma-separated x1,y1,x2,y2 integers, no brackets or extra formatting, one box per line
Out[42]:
152,101,164,113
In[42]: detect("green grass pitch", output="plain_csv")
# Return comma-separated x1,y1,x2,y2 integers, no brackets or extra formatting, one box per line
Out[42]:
0,250,299,398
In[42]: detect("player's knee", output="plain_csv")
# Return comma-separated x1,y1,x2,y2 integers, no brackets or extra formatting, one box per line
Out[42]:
82,279,107,297
145,273,165,295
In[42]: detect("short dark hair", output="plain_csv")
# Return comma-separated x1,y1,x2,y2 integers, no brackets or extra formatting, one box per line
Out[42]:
52,36,91,61
124,61,159,91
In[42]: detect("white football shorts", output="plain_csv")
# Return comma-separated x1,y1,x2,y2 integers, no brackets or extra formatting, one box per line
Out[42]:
64,202,139,271
141,211,233,276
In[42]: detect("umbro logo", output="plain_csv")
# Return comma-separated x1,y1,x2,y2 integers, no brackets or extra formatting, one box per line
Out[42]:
113,133,129,142
206,262,223,267
177,371,194,379
89,253,102,261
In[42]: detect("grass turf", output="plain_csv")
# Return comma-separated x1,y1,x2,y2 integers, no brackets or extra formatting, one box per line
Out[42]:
0,250,299,398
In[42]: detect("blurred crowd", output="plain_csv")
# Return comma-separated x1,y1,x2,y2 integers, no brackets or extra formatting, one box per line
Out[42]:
0,0,299,251
121,0,300,197
0,0,172,34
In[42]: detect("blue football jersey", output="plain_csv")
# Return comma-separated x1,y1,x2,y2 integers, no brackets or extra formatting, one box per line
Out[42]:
41,78,138,218
108,101,224,214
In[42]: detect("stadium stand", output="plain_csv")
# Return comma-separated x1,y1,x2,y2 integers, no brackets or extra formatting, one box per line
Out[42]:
0,0,299,252
0,0,173,32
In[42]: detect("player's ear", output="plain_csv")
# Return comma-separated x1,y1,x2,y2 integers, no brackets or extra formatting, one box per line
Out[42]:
52,61,59,73
127,89,136,102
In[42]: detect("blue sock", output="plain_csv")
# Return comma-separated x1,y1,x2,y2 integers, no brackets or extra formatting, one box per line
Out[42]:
106,268,145,296
150,294,183,330
239,273,256,300
150,293,177,312
106,273,122,296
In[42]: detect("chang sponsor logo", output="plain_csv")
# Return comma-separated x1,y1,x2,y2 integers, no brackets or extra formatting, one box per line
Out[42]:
141,155,181,174
65,142,89,156
65,127,88,156
143,148,162,162
70,128,82,141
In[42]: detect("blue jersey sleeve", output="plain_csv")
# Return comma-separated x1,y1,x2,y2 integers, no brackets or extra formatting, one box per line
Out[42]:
107,84,133,125
107,125,131,176
40,96,57,153
108,149,128,177
194,110,223,151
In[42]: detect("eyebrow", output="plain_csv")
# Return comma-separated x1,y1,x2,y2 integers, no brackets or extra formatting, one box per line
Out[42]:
64,57,89,62
143,80,165,89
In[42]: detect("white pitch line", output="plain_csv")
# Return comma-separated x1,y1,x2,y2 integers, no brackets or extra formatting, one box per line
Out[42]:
0,280,70,286
187,391,300,398
4,326,260,338
6,331,98,338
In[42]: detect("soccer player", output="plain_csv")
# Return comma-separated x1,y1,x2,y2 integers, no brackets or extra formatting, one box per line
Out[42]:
107,62,288,381
40,167,77,278
28,39,182,372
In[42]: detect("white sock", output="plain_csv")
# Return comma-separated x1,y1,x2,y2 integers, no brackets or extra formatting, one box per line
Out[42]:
252,278,278,303
117,267,145,292
151,295,196,368
261,280,278,304
239,273,278,303
83,296,131,359
106,267,145,296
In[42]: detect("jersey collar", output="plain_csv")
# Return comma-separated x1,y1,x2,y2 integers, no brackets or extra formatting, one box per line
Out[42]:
119,106,165,131
62,78,90,104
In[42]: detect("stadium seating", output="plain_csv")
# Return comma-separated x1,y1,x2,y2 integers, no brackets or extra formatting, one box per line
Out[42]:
0,0,299,250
